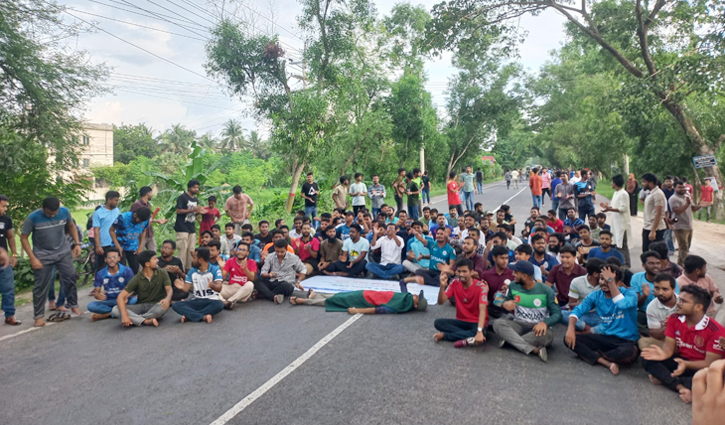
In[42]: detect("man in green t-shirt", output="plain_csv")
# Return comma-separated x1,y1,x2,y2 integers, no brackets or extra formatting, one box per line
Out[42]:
492,261,561,362
111,250,172,327
405,172,420,221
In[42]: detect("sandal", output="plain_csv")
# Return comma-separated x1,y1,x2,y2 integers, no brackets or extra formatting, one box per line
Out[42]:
289,296,299,305
224,301,235,310
47,312,71,322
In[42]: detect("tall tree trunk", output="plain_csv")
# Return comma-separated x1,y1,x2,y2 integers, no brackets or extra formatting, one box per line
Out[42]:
285,159,306,214
340,143,364,178
662,100,724,220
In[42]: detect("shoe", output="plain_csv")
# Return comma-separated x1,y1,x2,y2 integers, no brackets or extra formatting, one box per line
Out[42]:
5,316,21,326
274,294,284,304
498,339,506,349
537,347,548,362
454,337,476,348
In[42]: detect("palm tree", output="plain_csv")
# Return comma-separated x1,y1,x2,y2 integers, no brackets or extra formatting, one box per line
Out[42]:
219,119,248,152
247,130,271,159
197,132,218,152
158,123,195,155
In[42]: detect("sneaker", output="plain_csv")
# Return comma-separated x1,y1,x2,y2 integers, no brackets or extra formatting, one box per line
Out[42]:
454,337,476,348
498,339,506,349
274,294,284,304
537,347,548,362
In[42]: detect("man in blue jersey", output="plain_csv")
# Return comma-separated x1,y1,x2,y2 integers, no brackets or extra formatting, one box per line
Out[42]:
564,265,640,375
172,247,224,323
88,248,136,322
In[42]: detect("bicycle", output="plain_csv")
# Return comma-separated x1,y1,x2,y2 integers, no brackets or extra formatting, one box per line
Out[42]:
74,243,95,287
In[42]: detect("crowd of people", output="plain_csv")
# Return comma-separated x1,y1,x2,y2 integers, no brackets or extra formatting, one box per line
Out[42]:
0,166,723,408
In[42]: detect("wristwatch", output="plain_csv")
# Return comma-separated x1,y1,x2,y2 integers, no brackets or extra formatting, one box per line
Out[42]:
477,327,483,332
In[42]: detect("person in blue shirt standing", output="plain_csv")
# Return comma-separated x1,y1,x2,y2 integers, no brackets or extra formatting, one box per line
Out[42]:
110,208,151,275
88,248,136,322
400,227,456,290
92,191,121,273
172,247,224,323
564,265,640,375
575,169,597,221
550,172,562,212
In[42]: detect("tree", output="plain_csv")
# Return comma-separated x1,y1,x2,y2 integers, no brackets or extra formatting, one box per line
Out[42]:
429,0,725,218
1,0,106,216
197,132,219,153
113,123,160,164
219,119,247,152
158,123,195,155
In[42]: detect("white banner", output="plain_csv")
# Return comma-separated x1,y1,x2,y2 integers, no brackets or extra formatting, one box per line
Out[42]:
300,275,440,304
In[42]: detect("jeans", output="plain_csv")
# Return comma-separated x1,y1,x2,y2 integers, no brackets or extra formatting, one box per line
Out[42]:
408,205,419,221
305,206,318,222
372,208,381,219
122,250,139,275
0,266,16,318
87,297,137,314
476,181,483,194
698,206,711,221
664,229,675,254
353,205,365,215
365,262,406,279
33,252,78,320
413,269,441,287
557,208,569,221
642,357,696,392
568,333,639,366
561,308,600,332
111,302,168,326
254,278,296,301
326,260,367,277
394,194,403,213
492,318,554,354
462,191,475,211
171,298,224,322
434,318,481,342
422,188,430,204
532,194,542,209
578,206,595,221
506,180,511,189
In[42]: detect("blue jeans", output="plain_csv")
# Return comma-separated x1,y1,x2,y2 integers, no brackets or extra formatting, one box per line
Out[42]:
476,181,483,193
372,208,381,219
561,308,601,332
422,188,430,204
532,194,542,209
305,206,318,229
579,206,595,221
365,263,406,279
408,205,419,221
171,298,224,322
434,318,483,342
462,191,475,211
664,229,675,254
0,266,16,318
87,297,137,314
552,198,559,213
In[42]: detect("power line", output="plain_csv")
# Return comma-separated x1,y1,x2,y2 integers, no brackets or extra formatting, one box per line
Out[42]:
110,0,210,38
161,0,217,27
67,8,206,41
88,0,209,35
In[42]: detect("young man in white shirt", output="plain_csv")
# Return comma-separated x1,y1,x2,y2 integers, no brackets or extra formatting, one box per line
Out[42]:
365,224,405,279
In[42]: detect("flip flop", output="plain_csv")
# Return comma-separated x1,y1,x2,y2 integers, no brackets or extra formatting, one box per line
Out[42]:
47,312,71,322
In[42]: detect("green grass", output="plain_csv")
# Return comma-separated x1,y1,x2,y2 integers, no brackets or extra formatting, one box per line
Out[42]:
595,184,615,201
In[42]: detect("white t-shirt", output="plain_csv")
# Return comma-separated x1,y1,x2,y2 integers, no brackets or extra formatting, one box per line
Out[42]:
349,182,368,206
371,235,404,265
186,265,222,300
568,275,601,311
646,294,678,330
342,237,370,262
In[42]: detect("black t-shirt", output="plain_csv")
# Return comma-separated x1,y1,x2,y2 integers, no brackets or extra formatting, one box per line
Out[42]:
255,232,273,246
421,176,430,189
301,182,319,207
475,171,483,182
158,256,185,281
0,214,12,251
174,192,199,233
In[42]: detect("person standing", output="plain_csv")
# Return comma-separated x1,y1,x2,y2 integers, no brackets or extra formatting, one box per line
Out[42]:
555,173,576,221
599,174,633,268
20,197,82,327
475,168,484,195
540,167,551,208
511,169,519,189
550,171,562,212
332,176,349,210
0,195,20,325
110,208,151,274
641,173,667,251
199,196,221,240
460,166,476,212
698,177,714,222
224,185,254,234
131,186,167,252
447,171,464,217
175,180,204,269
575,170,596,221
421,171,431,206
669,181,701,266
92,191,121,273
349,173,368,215
529,168,543,209
368,174,386,219
626,173,640,216
301,172,320,224
405,172,421,221
392,168,406,213
505,170,512,190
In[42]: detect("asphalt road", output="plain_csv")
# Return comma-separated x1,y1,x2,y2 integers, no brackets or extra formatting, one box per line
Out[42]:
0,180,691,425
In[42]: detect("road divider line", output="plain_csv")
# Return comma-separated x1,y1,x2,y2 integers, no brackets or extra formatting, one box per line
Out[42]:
0,322,56,343
494,187,528,213
208,313,364,425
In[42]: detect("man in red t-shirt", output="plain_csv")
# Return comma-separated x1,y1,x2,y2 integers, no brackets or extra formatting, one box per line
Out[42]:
220,242,258,308
546,210,564,234
433,258,488,348
290,223,320,276
699,178,715,222
447,171,463,217
642,285,725,403
200,196,221,237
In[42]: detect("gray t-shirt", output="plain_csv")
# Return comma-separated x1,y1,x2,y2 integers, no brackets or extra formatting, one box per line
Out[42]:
644,187,667,231
21,207,72,261
368,184,386,209
668,193,693,230
555,183,576,211
349,182,367,207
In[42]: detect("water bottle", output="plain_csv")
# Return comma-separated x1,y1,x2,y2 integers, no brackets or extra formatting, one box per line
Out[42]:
493,279,511,307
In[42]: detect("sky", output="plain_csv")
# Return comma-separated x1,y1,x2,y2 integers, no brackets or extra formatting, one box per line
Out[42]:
58,0,568,138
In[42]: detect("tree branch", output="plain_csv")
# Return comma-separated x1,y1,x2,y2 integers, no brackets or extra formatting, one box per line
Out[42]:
635,0,657,76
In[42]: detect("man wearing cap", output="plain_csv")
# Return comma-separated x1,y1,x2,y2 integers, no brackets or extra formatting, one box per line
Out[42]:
289,289,427,314
434,258,488,348
493,261,561,362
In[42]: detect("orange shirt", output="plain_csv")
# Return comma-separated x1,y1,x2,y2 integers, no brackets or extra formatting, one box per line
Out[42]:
529,174,542,196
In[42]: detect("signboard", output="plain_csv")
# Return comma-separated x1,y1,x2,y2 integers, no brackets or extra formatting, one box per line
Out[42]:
481,156,496,163
693,154,717,169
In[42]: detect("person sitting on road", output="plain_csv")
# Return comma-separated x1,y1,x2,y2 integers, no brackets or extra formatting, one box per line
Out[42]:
510,244,542,282
171,247,224,323
641,285,725,404
322,224,369,277
289,289,427,315
677,255,723,319
560,258,605,333
318,226,343,274
257,239,307,304
399,227,456,290
157,240,187,302
402,221,432,275
220,242,257,309
586,230,624,264
111,250,172,327
365,223,406,280
493,261,561,362
546,244,586,309
565,265,640,375
88,248,136,322
433,258,488,348
290,223,320,276
639,273,679,350
481,245,515,320
650,241,683,279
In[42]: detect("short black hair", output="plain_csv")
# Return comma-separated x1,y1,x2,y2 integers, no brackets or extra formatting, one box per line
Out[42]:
134,207,151,222
236,242,250,251
201,230,213,238
641,173,657,184
274,239,288,249
586,258,605,275
208,195,217,202
350,223,362,233
515,244,532,256
339,176,348,185
599,230,613,238
492,231,507,241
640,250,662,263
138,250,156,268
649,241,668,260
683,255,707,274
611,174,625,188
411,220,424,228
306,172,314,176
491,245,509,258
531,234,545,244
242,231,254,239
258,220,269,226
681,284,712,312
162,239,176,249
225,222,234,229
653,272,676,289
241,223,253,231
279,225,289,231
195,247,210,262
104,247,121,258
549,233,565,244
188,179,201,189
559,244,577,256
207,240,221,250
139,186,152,197
233,185,242,194
105,190,120,200
455,257,473,270
42,197,60,211
354,172,363,179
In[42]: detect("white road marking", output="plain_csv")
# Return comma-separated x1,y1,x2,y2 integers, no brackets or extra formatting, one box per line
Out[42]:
495,187,528,213
0,322,55,342
208,313,364,425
